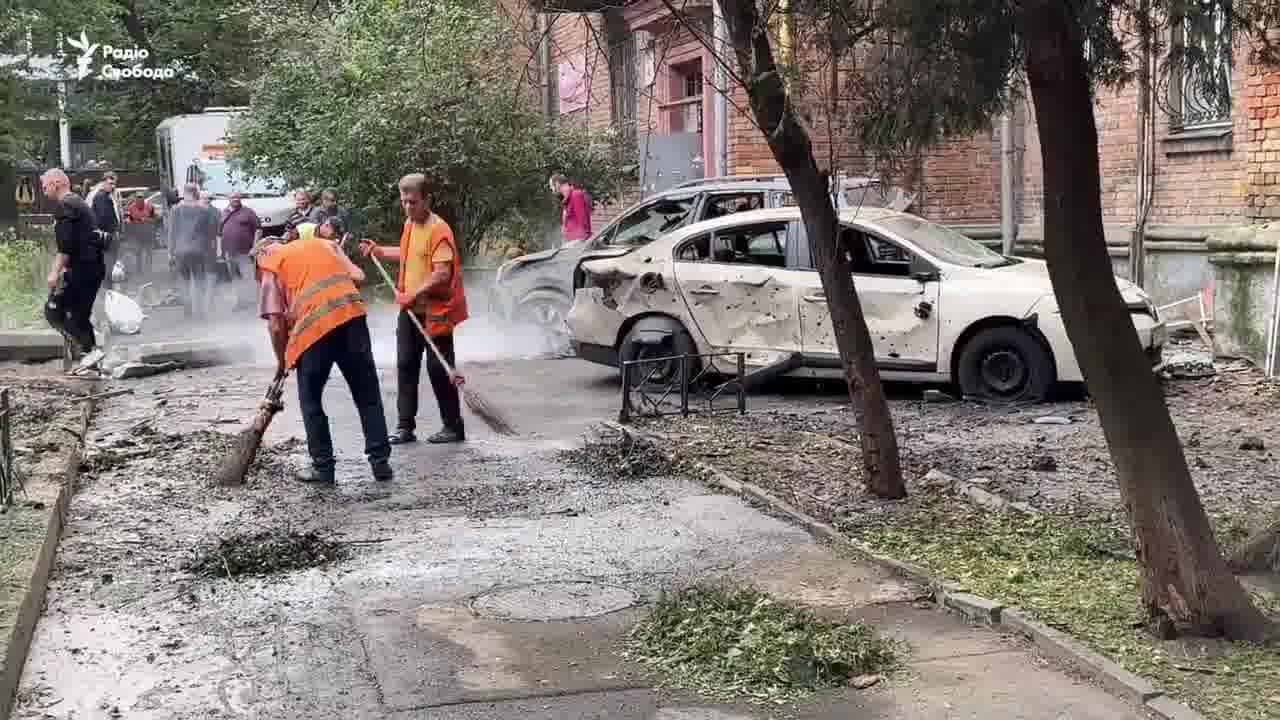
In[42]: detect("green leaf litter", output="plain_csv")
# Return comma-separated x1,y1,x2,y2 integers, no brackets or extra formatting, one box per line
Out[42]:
624,584,897,705
846,501,1280,720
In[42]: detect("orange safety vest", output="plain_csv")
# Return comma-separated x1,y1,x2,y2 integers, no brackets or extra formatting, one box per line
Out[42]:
256,236,367,368
397,215,468,336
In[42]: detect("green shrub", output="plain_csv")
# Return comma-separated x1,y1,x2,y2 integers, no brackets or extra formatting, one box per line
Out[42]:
0,228,47,329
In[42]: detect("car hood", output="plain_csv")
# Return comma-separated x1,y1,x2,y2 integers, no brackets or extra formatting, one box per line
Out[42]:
975,257,1148,304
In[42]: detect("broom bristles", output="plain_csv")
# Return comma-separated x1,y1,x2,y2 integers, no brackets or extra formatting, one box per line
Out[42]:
463,387,516,436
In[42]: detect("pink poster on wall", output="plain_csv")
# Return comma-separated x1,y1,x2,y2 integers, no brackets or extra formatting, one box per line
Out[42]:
558,54,589,114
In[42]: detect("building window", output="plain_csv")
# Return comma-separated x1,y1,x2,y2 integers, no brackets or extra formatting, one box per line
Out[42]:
667,59,702,134
1175,0,1232,129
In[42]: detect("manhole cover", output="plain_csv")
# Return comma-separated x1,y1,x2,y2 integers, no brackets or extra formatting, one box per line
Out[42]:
471,581,638,621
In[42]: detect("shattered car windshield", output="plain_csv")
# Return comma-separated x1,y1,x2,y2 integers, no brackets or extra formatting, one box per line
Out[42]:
874,215,1011,268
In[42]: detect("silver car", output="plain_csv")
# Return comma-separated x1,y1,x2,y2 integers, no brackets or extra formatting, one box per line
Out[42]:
489,175,901,342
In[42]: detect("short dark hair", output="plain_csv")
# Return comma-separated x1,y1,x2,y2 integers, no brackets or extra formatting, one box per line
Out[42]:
322,188,338,200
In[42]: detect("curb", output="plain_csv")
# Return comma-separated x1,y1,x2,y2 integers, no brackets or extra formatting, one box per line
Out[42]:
0,383,98,720
606,421,1210,720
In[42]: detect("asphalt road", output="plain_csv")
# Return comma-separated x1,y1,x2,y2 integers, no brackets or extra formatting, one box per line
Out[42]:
9,309,1142,720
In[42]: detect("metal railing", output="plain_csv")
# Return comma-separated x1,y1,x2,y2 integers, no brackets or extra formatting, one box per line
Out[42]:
0,388,18,507
619,351,746,422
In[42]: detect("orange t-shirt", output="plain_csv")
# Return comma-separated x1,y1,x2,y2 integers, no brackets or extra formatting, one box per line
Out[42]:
398,213,456,294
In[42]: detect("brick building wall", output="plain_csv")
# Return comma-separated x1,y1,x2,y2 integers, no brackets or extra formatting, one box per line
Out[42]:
1021,41,1254,229
1244,32,1280,220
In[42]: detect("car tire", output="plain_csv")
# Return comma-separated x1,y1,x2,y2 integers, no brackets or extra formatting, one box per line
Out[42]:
620,320,699,388
956,326,1054,402
515,293,572,352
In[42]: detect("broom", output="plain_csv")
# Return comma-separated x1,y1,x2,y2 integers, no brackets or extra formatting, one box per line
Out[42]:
214,373,287,486
366,253,516,436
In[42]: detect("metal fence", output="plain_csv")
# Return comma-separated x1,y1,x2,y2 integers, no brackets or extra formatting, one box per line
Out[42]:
0,388,18,507
618,351,746,422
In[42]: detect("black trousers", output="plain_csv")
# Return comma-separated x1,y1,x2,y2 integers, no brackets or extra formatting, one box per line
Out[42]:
45,263,104,353
395,312,463,435
296,316,391,472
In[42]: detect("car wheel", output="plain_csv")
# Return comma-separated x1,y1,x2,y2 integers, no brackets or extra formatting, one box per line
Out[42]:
515,294,572,350
956,326,1054,402
620,321,699,388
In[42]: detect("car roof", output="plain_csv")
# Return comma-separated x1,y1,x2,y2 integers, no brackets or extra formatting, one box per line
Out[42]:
648,206,910,248
658,175,879,195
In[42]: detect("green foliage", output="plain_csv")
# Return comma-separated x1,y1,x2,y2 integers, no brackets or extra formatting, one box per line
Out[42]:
233,0,628,252
624,584,897,705
829,0,1280,156
849,501,1280,720
0,229,48,328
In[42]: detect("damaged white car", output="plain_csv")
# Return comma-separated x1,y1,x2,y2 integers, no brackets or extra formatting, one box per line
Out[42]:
567,207,1166,402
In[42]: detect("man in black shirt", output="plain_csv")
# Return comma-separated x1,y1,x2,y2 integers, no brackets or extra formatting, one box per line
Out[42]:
41,168,107,371
89,171,119,288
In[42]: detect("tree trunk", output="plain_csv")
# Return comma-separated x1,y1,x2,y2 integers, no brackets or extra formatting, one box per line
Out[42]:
722,2,905,498
1228,512,1280,574
1020,4,1272,641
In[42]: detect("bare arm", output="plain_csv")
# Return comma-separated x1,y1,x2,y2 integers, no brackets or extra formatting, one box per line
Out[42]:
267,316,288,371
411,262,452,302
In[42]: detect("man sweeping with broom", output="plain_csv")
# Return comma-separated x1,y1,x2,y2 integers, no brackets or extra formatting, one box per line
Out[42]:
360,174,472,445
254,222,394,483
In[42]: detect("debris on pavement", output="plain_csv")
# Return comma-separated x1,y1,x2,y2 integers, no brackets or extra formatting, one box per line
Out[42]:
186,529,348,578
623,584,896,704
110,361,182,380
1033,415,1072,425
558,425,684,481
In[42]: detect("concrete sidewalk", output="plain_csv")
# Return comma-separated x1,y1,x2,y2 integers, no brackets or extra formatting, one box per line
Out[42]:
9,360,1145,720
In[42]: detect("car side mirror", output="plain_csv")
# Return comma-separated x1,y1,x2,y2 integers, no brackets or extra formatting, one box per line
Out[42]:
909,256,939,283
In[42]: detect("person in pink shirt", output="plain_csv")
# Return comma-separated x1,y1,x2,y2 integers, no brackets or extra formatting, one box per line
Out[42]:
550,174,592,244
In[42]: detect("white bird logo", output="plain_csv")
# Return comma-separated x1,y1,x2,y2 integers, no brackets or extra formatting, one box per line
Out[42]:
65,31,99,80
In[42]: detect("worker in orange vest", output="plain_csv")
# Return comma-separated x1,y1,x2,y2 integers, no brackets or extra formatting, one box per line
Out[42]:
255,222,393,483
359,173,468,444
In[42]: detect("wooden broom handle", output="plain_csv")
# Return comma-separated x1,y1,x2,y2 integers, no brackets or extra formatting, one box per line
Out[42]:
367,253,460,379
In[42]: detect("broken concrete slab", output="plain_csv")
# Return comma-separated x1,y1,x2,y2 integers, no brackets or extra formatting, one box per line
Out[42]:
130,339,253,368
110,361,182,380
0,331,64,362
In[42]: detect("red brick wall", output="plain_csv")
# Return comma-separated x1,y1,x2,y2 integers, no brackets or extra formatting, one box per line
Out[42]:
1022,41,1253,228
1244,34,1280,220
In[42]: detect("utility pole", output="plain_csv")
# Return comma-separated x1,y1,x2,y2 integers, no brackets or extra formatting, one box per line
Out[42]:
1000,111,1015,256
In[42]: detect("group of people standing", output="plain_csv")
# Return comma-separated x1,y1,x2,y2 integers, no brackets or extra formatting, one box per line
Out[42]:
40,167,588,485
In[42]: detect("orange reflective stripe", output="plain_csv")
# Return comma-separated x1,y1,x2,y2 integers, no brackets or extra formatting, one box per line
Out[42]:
288,273,351,319
290,292,365,341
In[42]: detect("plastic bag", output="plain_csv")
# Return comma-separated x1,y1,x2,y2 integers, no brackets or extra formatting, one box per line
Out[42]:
111,260,126,283
103,289,145,335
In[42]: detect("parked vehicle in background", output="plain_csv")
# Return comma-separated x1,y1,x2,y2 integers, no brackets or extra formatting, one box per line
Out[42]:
567,206,1166,402
490,174,900,344
155,108,293,236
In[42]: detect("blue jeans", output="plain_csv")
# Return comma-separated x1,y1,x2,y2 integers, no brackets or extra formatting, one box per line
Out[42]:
295,316,391,472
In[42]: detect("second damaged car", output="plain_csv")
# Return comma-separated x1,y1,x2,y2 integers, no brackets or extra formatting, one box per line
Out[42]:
566,207,1166,402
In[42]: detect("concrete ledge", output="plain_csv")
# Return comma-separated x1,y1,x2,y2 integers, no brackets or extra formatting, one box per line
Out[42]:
1003,616,1162,705
131,339,251,367
0,331,64,363
607,421,1206,719
1145,695,1209,720
0,384,97,719
939,589,1004,625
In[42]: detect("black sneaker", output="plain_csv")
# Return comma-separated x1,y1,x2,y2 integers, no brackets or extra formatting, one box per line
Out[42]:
426,428,465,444
295,466,336,483
388,430,416,445
371,460,393,482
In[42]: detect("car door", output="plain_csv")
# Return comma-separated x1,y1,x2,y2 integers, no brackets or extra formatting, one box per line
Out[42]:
796,224,942,373
672,220,806,369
